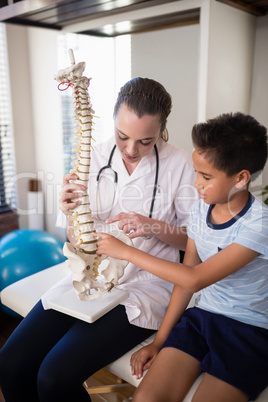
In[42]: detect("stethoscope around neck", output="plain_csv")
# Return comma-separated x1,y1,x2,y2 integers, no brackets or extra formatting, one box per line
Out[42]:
95,144,159,220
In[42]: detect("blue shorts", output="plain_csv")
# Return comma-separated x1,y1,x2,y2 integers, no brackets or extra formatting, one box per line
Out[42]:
161,307,268,400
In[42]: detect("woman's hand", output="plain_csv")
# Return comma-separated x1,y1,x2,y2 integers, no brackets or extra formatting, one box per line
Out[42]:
106,212,160,239
130,342,160,379
59,173,86,216
94,232,131,260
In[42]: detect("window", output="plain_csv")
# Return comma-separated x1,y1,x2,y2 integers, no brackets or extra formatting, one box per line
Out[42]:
57,33,131,175
0,23,17,213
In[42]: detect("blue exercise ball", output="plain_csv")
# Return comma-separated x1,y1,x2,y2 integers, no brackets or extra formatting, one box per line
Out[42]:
0,229,66,315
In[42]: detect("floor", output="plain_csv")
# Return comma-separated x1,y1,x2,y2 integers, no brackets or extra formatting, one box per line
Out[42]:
0,309,135,402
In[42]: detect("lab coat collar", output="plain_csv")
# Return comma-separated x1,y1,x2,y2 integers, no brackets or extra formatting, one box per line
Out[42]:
113,138,167,185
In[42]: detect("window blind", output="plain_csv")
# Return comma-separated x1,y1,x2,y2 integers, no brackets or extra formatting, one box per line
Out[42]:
58,34,76,176
0,23,17,213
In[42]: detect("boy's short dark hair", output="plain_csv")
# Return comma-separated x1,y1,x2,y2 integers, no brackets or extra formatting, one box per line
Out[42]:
191,112,268,177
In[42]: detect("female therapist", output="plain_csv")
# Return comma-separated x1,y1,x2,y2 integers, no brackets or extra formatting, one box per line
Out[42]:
0,77,196,402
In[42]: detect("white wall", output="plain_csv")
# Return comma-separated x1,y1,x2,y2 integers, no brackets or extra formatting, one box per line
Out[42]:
205,1,256,118
131,24,199,154
250,14,268,190
198,0,268,194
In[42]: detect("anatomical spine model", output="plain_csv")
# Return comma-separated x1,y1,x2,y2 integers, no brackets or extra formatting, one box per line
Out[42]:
55,49,132,300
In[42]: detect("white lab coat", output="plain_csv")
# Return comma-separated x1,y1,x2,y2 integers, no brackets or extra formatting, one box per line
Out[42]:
42,136,197,330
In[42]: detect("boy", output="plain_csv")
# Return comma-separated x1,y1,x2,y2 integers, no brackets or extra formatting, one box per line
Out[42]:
95,112,268,401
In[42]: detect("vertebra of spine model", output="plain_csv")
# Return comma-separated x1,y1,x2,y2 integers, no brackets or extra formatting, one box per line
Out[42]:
55,49,132,300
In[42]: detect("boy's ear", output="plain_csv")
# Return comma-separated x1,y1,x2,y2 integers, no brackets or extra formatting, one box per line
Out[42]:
235,170,251,189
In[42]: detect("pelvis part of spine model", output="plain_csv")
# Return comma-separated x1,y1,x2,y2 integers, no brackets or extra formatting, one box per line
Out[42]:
55,49,132,300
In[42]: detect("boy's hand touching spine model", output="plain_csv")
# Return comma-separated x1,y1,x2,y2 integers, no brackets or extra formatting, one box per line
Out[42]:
94,232,131,261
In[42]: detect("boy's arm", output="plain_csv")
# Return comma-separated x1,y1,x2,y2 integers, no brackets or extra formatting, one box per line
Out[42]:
130,239,200,378
130,285,192,378
95,233,259,293
151,238,201,347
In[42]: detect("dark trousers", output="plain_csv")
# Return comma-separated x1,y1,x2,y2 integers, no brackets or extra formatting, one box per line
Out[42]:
0,300,155,402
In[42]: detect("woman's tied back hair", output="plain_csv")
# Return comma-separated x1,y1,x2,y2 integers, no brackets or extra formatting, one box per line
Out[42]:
113,77,172,140
192,112,268,178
